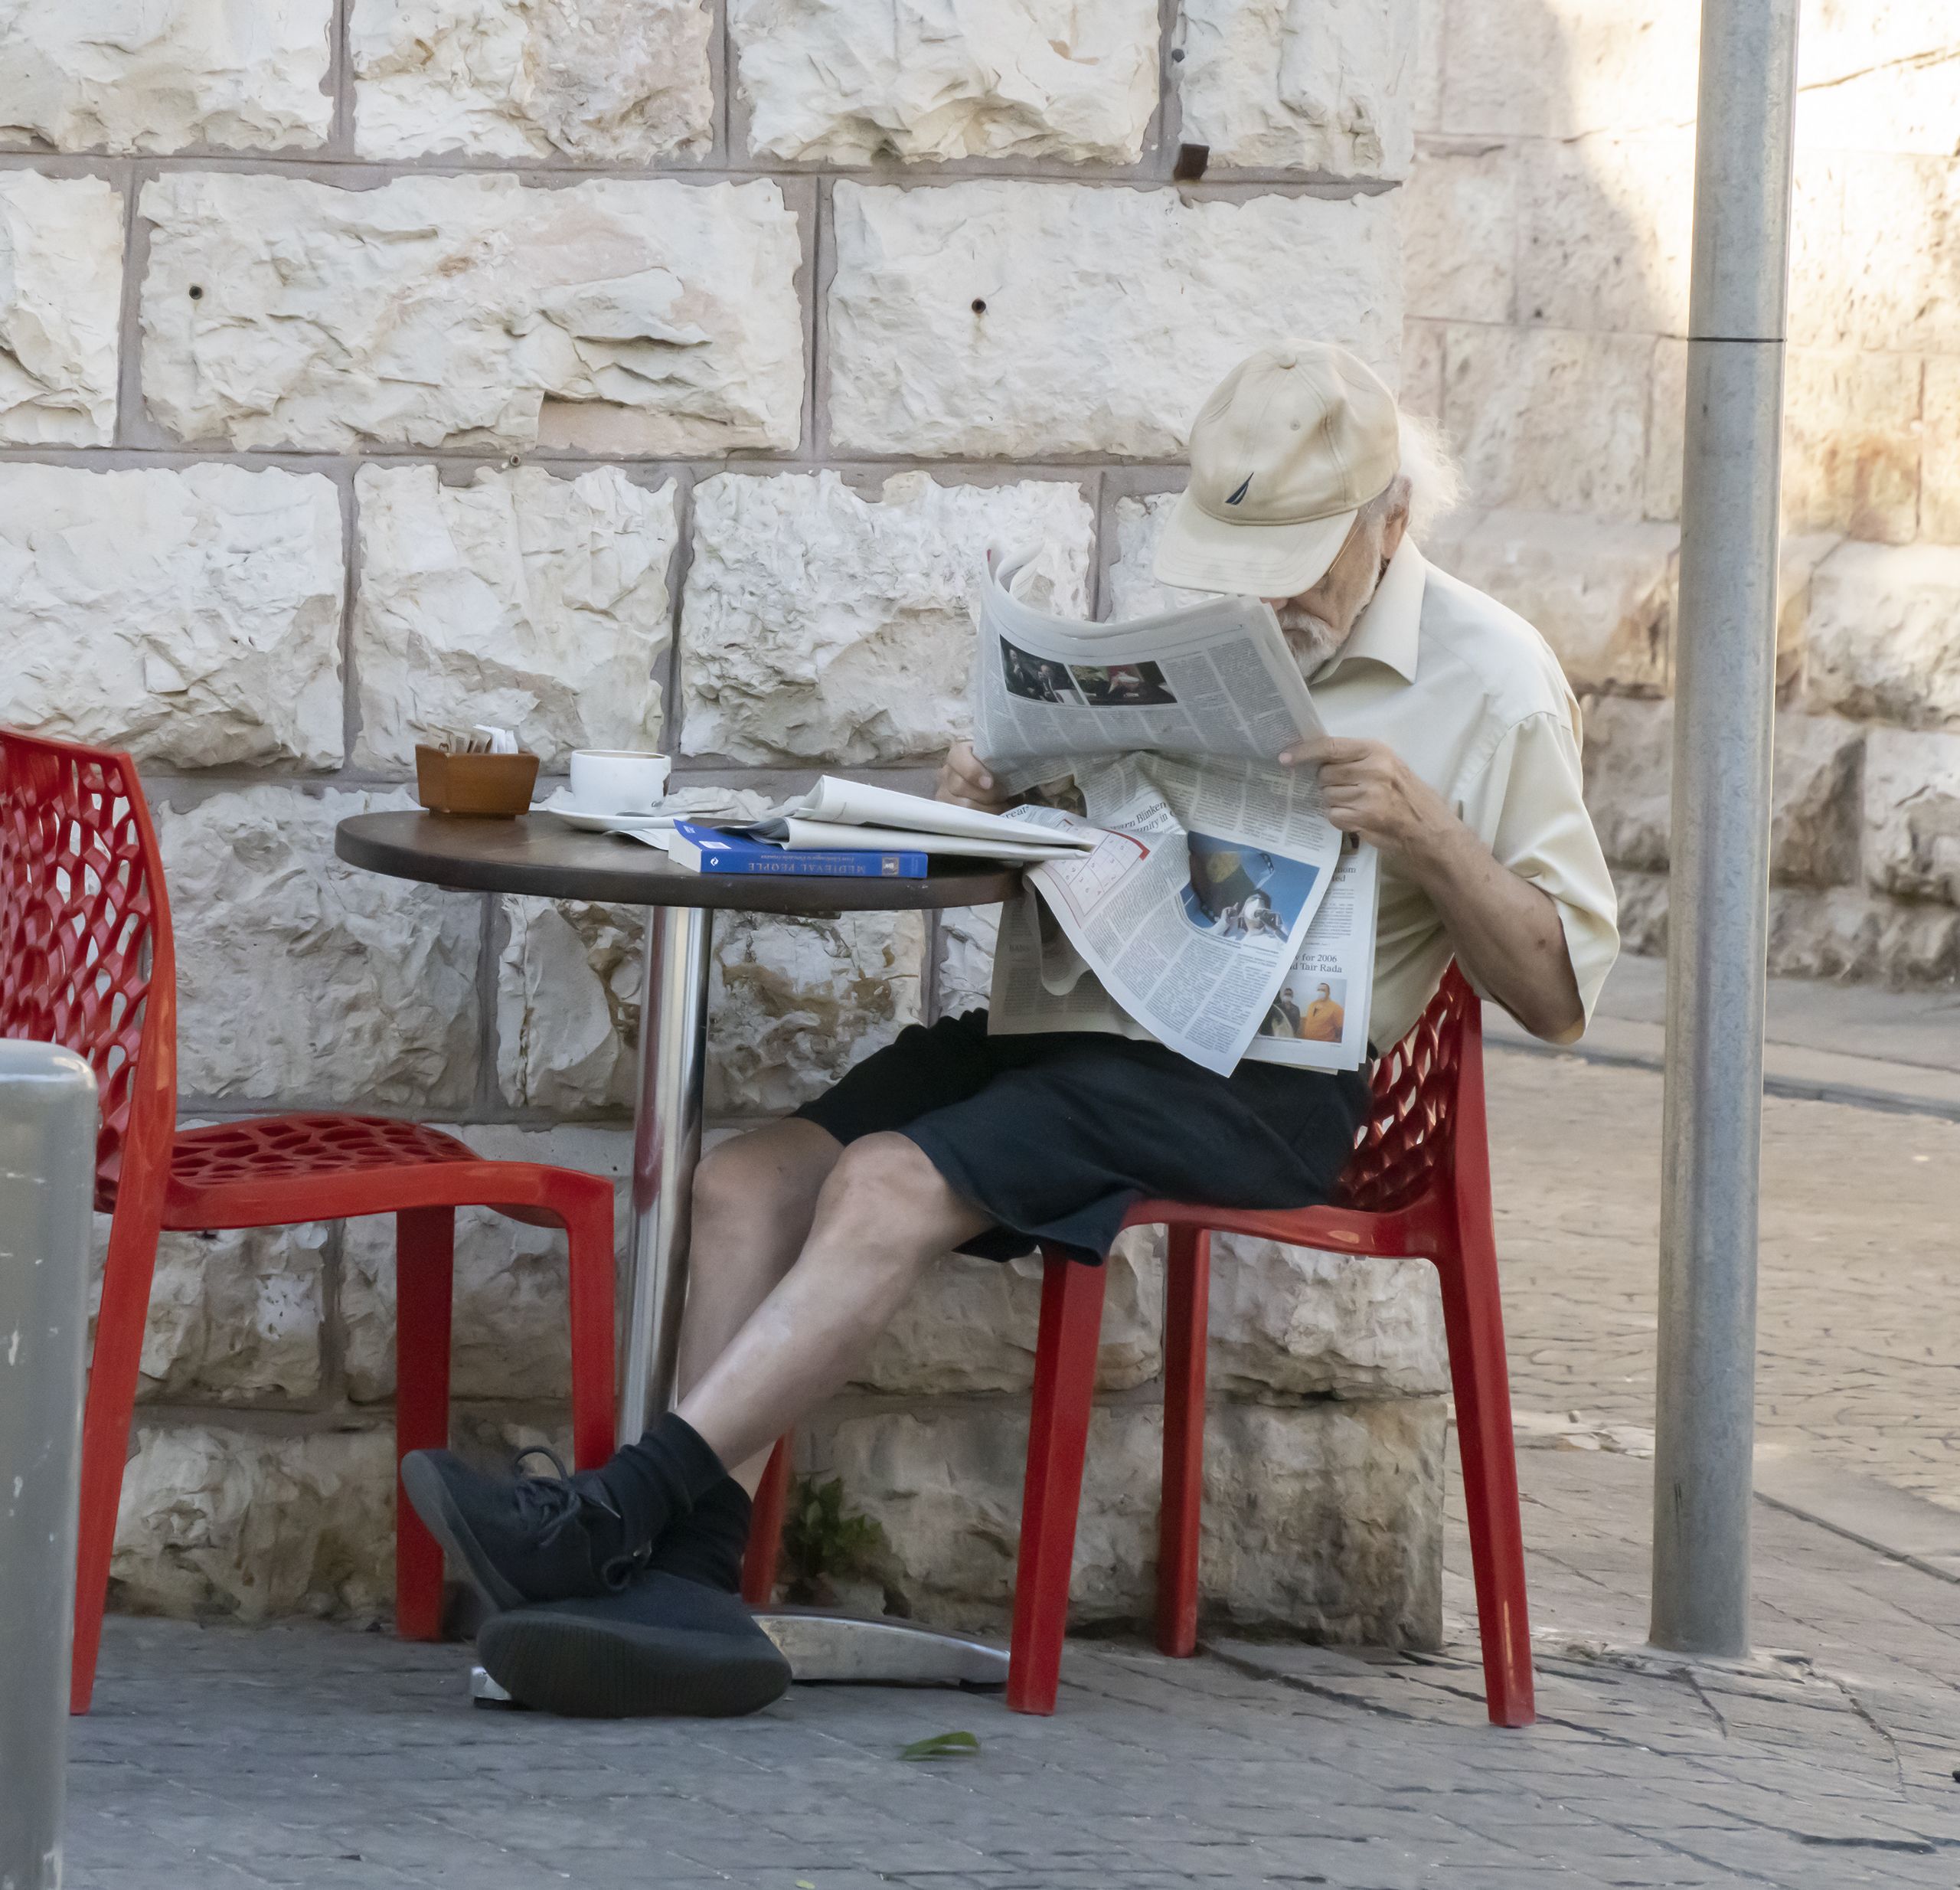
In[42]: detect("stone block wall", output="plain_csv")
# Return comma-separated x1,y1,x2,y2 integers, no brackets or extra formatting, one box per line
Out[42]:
1406,0,1960,983
2,0,1448,1644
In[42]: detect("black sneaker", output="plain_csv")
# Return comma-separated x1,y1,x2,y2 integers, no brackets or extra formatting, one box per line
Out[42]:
400,1447,642,1613
475,1570,792,1719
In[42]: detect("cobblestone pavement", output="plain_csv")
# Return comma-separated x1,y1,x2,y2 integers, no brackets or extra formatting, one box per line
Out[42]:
1485,1045,1960,1510
66,1441,1960,1890
61,999,1960,1888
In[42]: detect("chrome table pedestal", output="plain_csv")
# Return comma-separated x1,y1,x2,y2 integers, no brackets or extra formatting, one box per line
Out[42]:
328,810,1024,1703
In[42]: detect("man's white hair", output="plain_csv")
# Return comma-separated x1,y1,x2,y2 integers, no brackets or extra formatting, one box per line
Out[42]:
1360,411,1465,539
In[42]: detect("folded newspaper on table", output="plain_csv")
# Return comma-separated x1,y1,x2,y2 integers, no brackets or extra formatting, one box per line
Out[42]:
973,548,1380,1077
744,776,1095,865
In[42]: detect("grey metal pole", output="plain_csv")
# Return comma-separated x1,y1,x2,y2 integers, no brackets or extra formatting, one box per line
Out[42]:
0,1040,98,1889
617,904,714,1443
1650,0,1801,1656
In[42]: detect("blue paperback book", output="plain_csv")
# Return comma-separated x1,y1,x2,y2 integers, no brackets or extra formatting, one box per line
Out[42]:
669,821,928,879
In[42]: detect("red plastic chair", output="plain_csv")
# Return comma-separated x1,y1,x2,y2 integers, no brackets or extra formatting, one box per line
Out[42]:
743,965,1533,1727
0,731,618,1714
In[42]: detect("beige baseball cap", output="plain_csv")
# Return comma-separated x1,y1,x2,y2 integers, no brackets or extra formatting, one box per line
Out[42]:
1152,340,1400,597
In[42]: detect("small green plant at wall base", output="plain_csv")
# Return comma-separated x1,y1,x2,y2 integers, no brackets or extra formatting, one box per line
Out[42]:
779,1476,890,1606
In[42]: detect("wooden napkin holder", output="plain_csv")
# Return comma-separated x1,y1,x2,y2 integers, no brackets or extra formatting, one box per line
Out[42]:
413,745,541,817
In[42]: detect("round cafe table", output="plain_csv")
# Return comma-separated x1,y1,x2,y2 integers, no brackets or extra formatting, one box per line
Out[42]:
335,809,1021,1693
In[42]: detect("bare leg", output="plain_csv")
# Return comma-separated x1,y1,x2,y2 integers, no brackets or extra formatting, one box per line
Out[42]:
677,1133,991,1477
673,1119,842,1493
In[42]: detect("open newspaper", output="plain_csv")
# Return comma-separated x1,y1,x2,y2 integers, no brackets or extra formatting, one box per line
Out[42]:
973,549,1380,1076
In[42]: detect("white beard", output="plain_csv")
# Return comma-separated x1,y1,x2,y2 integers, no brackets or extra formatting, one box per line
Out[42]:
1276,607,1343,673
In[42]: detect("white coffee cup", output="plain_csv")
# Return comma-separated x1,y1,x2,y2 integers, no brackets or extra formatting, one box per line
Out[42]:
569,750,670,813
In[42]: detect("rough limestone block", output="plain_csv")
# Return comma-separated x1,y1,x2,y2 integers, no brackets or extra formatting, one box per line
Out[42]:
140,172,805,454
1399,142,1515,325
1771,714,1866,888
1174,0,1418,178
341,1125,630,1404
1425,509,1677,694
1795,3,1960,158
0,463,344,769
1442,325,1655,519
0,172,121,443
1207,1237,1446,1400
854,1228,1162,1396
1836,153,1960,356
111,1425,394,1623
1583,697,1862,888
498,892,922,1117
1785,149,1847,353
1643,335,1686,522
1864,727,1960,907
1805,542,1960,731
1926,358,1960,546
1767,885,1960,986
1434,0,1698,141
1579,695,1671,874
1514,132,1694,336
0,0,332,151
804,1396,1444,1643
733,0,1158,164
709,910,928,1116
157,786,482,1106
353,465,675,770
828,181,1403,458
1104,491,1215,622
498,898,649,1115
1400,317,1445,422
1610,868,1668,959
935,904,1001,1018
680,471,1094,764
92,1219,327,1405
351,0,713,160
1779,348,1923,545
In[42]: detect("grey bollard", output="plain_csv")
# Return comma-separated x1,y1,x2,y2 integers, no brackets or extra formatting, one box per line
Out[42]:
0,1040,97,1890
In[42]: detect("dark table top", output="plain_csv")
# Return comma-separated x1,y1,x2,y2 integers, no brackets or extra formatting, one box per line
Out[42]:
334,811,1023,913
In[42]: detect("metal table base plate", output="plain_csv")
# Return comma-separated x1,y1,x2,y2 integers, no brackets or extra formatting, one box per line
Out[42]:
470,1612,1007,1707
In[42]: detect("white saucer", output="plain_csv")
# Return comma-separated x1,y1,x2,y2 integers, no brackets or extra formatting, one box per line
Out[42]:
534,789,675,832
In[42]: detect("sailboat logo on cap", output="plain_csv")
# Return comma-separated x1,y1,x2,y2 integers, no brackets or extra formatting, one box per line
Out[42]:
1224,475,1253,505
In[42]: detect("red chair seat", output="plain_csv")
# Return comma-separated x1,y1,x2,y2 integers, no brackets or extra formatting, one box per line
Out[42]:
162,1113,606,1231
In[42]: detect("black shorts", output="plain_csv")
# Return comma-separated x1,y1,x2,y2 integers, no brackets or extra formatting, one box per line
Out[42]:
794,1010,1370,1264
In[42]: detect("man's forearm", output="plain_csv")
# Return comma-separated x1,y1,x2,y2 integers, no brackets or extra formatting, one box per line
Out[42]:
1403,818,1585,1045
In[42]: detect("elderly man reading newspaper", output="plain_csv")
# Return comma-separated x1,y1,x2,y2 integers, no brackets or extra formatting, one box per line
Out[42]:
402,339,1620,1718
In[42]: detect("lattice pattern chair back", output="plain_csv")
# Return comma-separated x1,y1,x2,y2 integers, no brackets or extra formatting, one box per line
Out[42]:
0,730,177,1200
1333,963,1473,1216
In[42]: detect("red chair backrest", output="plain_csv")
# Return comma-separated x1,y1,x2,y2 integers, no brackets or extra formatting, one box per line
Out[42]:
0,730,177,1198
1333,963,1475,1216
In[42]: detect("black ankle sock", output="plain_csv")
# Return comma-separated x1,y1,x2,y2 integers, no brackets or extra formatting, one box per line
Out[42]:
649,1476,753,1594
599,1411,730,1555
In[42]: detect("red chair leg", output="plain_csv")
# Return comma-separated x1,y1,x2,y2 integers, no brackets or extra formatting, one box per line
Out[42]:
560,1192,617,1473
1157,1226,1210,1657
1007,1248,1107,1715
741,1435,793,1607
70,1196,165,1713
1434,1225,1535,1727
394,1206,455,1642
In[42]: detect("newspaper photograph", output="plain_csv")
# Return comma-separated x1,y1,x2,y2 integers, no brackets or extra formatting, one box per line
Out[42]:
987,754,1348,1075
978,548,1324,790
1243,838,1379,1071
